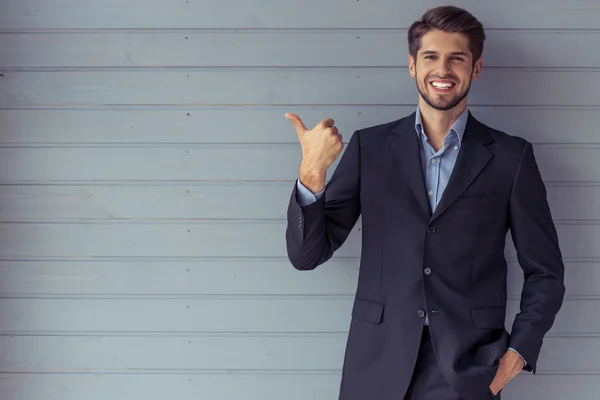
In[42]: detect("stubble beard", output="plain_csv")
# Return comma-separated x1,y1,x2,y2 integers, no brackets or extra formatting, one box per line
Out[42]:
416,71,473,112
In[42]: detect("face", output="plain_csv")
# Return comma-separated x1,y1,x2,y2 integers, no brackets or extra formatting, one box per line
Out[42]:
408,29,482,111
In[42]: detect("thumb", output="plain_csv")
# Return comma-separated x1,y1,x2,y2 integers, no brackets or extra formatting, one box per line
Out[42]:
285,113,307,135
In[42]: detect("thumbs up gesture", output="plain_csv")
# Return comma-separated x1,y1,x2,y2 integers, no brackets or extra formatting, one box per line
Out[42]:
285,113,344,193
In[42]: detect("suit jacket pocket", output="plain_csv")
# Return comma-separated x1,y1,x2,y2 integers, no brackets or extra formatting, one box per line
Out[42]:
453,193,499,210
351,297,384,324
472,306,506,329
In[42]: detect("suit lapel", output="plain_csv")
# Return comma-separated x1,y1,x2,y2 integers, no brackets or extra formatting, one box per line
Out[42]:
388,112,432,217
388,111,495,221
430,113,494,221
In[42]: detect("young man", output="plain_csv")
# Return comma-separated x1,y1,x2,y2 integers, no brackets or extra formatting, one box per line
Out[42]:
284,5,565,400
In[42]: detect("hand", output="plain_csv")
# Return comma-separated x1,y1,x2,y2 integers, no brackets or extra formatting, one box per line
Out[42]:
489,349,525,395
285,113,344,193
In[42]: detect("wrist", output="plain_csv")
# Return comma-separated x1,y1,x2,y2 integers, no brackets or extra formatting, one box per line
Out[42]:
299,164,326,194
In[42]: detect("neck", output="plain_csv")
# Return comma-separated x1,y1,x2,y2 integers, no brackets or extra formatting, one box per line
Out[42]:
418,99,467,141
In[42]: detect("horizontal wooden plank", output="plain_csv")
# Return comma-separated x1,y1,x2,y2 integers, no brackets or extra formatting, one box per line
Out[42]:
0,298,592,334
0,222,594,259
0,107,598,145
2,31,598,68
0,374,341,400
0,335,593,372
0,335,346,371
0,298,356,333
0,145,595,183
0,183,595,221
1,69,599,108
0,259,594,297
0,374,594,400
0,260,361,296
3,0,600,29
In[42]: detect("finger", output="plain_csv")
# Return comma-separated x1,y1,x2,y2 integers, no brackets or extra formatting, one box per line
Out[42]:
319,118,335,128
285,113,308,134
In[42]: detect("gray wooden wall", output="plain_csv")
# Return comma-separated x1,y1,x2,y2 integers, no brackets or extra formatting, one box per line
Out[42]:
0,0,599,399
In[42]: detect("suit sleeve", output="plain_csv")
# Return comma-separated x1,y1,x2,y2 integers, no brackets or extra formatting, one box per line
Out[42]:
285,130,361,270
296,178,324,205
507,141,566,373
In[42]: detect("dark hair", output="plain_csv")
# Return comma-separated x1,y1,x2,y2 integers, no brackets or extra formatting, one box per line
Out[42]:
408,6,486,65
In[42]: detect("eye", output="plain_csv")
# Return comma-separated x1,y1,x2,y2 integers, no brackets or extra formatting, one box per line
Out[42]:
451,56,465,62
424,55,437,60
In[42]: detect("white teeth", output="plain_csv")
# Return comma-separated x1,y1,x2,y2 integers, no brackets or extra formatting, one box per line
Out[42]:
432,82,453,88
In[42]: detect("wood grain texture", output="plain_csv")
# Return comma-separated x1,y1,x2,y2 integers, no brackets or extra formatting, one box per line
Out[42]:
0,297,594,335
0,221,595,259
1,69,599,108
0,107,598,144
0,145,595,183
0,374,595,400
2,31,599,68
3,0,600,29
0,183,596,221
0,335,595,371
0,260,596,297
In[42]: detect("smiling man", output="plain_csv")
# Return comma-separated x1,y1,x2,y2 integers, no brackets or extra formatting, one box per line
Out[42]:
284,5,565,400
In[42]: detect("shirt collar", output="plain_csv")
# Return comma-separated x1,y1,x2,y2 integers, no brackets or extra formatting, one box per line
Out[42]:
414,106,469,147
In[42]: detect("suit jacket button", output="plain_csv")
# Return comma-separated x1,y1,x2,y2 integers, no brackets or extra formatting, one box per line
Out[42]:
417,309,426,318
424,268,431,275
427,226,436,234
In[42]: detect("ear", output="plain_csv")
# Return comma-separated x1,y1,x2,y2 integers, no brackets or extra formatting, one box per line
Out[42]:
472,57,483,80
408,54,416,78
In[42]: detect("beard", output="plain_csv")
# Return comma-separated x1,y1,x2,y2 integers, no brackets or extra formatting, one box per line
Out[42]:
416,72,472,111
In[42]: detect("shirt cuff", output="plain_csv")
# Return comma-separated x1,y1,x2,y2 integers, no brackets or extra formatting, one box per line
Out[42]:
296,178,324,205
507,347,527,366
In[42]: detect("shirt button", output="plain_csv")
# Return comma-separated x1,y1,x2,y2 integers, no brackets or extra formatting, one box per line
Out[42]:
454,145,459,150
428,190,433,196
424,268,432,275
427,226,436,234
417,309,426,318
431,159,436,164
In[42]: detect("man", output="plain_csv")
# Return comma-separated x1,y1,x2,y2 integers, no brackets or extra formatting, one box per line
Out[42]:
283,5,565,400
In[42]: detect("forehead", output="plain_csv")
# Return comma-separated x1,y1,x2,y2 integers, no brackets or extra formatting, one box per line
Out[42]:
418,29,471,56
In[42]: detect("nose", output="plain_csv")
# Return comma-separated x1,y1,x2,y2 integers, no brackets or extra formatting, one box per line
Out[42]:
437,58,453,77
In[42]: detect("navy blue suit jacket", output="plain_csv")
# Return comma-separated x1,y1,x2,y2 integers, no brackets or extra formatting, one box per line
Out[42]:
285,111,565,400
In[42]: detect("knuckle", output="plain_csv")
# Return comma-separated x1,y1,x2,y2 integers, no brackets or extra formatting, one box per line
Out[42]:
325,127,338,135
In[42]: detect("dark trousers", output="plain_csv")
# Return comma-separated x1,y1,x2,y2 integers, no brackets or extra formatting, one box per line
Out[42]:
404,327,501,400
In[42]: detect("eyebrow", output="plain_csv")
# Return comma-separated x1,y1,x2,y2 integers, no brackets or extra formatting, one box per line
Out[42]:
421,50,468,57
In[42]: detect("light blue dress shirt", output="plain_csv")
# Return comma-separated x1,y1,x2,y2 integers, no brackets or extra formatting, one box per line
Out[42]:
294,106,526,365
295,106,468,207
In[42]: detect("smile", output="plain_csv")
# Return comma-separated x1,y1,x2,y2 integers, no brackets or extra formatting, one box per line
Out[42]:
429,81,456,91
